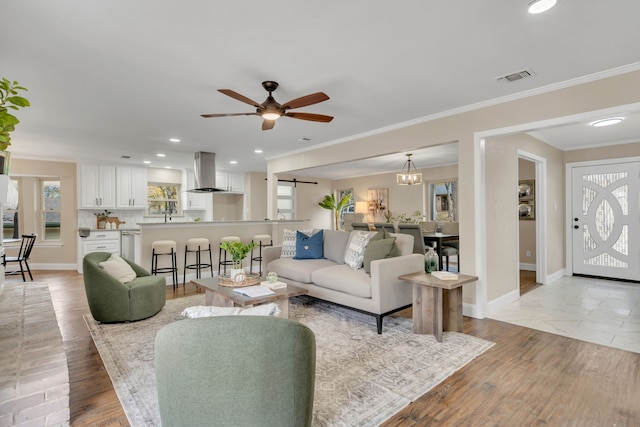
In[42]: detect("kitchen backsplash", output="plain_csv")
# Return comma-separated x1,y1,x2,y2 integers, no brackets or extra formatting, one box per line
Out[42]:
78,209,203,229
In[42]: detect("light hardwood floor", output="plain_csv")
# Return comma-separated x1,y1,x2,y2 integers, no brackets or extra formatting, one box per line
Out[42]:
23,270,640,426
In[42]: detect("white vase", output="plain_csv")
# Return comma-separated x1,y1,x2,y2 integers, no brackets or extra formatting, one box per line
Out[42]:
230,268,245,282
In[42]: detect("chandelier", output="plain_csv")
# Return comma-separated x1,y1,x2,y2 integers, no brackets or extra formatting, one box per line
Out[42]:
396,153,422,185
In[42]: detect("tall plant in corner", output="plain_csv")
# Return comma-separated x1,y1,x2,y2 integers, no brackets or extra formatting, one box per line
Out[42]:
0,78,30,151
319,193,352,230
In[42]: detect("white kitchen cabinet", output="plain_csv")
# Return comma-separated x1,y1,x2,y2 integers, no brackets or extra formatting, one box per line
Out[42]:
116,166,147,208
184,169,207,210
79,165,116,208
77,230,121,273
215,172,244,193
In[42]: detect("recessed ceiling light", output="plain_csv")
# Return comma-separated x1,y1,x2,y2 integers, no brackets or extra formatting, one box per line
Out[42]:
143,160,151,164
591,117,624,127
169,138,180,143
156,153,166,157
528,0,557,14
230,160,238,164
254,149,263,154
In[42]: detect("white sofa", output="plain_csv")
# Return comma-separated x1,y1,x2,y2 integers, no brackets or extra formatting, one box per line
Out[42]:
263,229,424,333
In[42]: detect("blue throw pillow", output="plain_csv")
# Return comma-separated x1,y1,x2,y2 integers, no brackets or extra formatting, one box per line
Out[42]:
294,229,324,259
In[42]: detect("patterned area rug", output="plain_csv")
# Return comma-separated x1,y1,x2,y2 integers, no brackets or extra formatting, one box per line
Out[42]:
85,294,493,426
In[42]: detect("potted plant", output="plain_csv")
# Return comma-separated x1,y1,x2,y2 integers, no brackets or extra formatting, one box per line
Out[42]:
319,193,352,230
0,78,30,174
219,240,257,281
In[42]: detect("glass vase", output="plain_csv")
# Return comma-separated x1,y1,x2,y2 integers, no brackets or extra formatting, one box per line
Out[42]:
425,247,439,273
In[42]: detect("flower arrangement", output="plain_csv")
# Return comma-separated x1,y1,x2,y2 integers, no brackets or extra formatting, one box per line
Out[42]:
94,209,113,220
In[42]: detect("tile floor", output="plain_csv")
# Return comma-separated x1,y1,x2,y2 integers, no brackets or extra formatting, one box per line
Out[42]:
489,275,640,354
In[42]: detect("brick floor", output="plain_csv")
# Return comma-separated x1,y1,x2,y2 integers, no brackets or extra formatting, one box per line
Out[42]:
0,282,69,427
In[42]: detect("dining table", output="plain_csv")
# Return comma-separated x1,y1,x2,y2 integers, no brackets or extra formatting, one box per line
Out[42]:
422,232,459,271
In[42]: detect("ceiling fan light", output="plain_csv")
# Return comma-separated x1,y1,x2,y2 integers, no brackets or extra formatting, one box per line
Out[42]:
528,0,557,14
262,112,281,120
397,153,423,185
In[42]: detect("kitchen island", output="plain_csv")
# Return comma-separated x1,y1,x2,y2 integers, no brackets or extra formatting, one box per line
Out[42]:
137,219,311,285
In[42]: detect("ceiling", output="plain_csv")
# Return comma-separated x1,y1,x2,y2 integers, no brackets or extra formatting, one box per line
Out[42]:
2,1,640,179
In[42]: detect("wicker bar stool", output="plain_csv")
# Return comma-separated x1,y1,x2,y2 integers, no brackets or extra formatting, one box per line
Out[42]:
151,240,178,290
249,234,273,275
183,237,213,285
218,236,241,275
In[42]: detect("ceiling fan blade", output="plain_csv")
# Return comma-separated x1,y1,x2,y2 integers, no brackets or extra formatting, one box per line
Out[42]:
201,112,259,118
284,112,334,123
262,119,276,131
218,89,264,108
280,92,329,110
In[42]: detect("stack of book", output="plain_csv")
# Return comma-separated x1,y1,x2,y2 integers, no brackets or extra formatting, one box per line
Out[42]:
430,271,459,280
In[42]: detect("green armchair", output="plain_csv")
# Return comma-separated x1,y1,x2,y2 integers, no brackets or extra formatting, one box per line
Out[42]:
155,316,316,427
82,251,166,323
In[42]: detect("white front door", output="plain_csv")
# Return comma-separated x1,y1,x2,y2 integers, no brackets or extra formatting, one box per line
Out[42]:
571,161,640,281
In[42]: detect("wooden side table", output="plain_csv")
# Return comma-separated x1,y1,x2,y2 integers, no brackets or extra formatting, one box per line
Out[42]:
398,272,478,342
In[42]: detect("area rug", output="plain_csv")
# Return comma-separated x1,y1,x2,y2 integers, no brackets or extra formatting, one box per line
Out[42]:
85,294,493,426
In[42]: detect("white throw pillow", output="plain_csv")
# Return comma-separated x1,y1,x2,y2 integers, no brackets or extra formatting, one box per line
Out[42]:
180,303,281,318
280,228,314,258
98,254,137,283
344,231,374,270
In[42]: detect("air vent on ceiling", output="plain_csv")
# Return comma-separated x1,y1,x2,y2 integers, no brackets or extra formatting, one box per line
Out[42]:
496,68,536,83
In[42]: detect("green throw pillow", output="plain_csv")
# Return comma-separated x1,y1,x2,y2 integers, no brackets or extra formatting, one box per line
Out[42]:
369,229,400,257
363,237,398,274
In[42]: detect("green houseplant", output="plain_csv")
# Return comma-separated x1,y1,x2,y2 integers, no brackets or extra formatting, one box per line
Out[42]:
0,78,30,174
0,78,30,151
220,240,257,280
319,193,352,230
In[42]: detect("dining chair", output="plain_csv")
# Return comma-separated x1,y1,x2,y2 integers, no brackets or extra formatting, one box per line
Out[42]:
351,222,371,231
3,234,37,281
373,222,395,233
440,222,460,271
396,223,426,255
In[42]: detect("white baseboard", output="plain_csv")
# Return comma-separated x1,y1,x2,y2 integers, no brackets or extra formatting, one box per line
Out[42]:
519,262,536,271
487,289,520,315
463,303,482,319
546,268,566,284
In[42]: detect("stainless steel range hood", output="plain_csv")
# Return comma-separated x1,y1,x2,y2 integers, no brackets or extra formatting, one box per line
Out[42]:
189,151,224,192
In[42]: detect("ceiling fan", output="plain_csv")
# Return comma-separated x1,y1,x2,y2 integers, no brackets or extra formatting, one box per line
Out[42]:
201,81,333,130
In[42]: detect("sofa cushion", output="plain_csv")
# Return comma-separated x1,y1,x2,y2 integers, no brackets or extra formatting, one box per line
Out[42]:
363,237,398,275
99,254,137,283
281,229,314,258
311,264,372,298
294,230,324,259
323,229,350,264
344,230,374,270
267,258,336,283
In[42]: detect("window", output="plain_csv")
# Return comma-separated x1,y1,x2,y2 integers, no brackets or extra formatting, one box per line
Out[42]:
430,181,458,221
3,179,19,239
276,182,295,219
147,183,181,216
42,179,61,241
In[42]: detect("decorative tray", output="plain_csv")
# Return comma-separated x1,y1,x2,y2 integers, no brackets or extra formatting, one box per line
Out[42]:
218,272,261,287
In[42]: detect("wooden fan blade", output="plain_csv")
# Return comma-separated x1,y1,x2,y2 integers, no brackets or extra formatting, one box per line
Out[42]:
218,89,264,108
284,112,334,123
281,92,329,110
262,119,276,131
201,112,259,118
